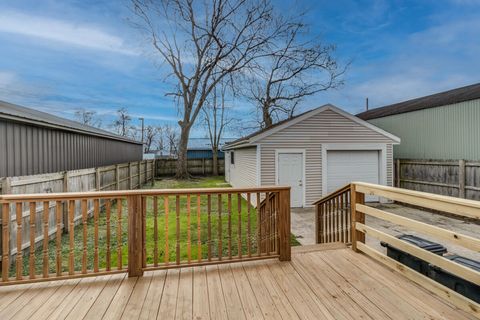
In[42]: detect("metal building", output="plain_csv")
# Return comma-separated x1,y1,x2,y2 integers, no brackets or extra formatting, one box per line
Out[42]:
357,83,480,161
0,100,143,178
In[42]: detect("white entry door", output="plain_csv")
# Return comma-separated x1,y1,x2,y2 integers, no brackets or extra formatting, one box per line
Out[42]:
326,150,379,202
278,153,304,207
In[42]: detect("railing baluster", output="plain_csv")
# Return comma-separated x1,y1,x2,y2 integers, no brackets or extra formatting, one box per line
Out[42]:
68,200,75,275
237,193,242,258
265,192,271,254
176,195,180,265
81,199,88,274
256,192,261,256
16,202,23,280
247,193,251,257
187,194,191,263
336,196,340,241
164,196,169,264
196,195,202,262
42,201,49,278
228,194,232,259
207,194,211,261
2,202,10,281
218,194,222,260
117,199,123,270
106,199,111,271
55,201,62,276
142,196,147,268
93,199,99,273
153,196,158,267
29,202,36,279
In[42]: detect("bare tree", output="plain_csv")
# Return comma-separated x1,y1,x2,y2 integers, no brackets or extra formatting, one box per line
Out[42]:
112,108,132,137
130,0,286,178
74,108,101,127
163,124,179,157
143,125,161,153
202,79,233,175
249,17,345,128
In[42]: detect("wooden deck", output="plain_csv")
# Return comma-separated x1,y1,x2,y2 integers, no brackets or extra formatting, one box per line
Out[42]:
0,244,474,320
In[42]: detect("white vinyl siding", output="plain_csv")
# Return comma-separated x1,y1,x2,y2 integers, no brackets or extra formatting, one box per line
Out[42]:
259,109,394,205
225,151,230,182
228,147,257,188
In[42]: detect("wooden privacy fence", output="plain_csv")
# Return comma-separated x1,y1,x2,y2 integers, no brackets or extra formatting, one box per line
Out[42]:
347,182,480,317
0,186,290,285
0,160,155,264
395,159,480,200
156,158,225,176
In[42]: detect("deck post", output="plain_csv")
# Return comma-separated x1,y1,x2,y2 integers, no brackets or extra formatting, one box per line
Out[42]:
128,195,144,277
351,184,365,252
278,188,291,261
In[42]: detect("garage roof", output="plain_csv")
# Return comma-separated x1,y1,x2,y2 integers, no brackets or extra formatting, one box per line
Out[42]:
224,104,400,149
357,82,480,120
0,100,141,144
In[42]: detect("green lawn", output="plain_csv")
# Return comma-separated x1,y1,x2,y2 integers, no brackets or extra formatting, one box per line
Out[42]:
17,176,299,276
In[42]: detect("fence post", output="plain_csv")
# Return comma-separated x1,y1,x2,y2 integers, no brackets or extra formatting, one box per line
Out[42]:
128,195,144,277
95,167,101,191
396,159,401,188
138,161,142,187
128,162,132,190
278,188,291,261
350,184,365,252
63,171,69,233
151,160,155,186
459,159,466,198
116,164,120,190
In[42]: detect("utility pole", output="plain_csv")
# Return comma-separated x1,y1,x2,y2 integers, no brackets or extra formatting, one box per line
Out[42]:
366,97,369,111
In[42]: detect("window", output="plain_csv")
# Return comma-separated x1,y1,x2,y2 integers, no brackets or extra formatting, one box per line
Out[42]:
230,151,235,165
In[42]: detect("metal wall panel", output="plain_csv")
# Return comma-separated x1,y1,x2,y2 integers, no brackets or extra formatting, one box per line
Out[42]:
0,119,143,178
368,99,480,160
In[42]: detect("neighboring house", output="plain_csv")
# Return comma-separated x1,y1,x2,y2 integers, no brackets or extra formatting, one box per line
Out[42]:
0,100,143,178
356,83,480,160
224,104,400,207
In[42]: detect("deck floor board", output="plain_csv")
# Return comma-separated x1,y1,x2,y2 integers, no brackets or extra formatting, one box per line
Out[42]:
2,246,476,320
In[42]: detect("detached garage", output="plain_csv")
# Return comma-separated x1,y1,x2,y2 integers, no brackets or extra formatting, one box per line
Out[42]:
224,104,400,207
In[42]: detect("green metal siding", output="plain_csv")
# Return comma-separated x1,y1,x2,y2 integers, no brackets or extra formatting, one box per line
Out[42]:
367,99,480,160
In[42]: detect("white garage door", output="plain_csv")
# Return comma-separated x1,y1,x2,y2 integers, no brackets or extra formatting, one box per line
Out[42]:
327,150,379,201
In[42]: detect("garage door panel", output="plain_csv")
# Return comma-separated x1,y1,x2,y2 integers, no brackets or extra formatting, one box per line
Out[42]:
327,150,379,201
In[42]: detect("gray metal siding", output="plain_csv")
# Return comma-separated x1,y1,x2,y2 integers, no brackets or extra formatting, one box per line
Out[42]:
0,119,143,178
367,99,480,160
258,109,395,205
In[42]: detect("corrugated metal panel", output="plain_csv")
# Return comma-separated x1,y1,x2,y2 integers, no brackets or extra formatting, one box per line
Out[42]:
367,99,480,160
0,119,143,178
228,147,257,188
186,149,225,159
257,109,394,205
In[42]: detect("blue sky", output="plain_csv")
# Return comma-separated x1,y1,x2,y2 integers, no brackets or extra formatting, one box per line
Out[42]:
0,0,479,138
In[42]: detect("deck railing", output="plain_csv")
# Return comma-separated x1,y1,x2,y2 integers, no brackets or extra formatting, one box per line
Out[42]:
313,184,358,244
0,186,290,285
350,182,480,317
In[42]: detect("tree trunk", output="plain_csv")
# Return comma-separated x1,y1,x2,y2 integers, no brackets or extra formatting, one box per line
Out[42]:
212,148,219,176
262,102,273,128
175,125,190,179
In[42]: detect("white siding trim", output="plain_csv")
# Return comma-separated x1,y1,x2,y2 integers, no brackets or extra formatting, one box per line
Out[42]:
321,143,387,196
274,148,306,207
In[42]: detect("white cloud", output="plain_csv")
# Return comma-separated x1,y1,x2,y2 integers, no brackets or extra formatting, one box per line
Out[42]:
0,71,16,87
0,10,137,55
